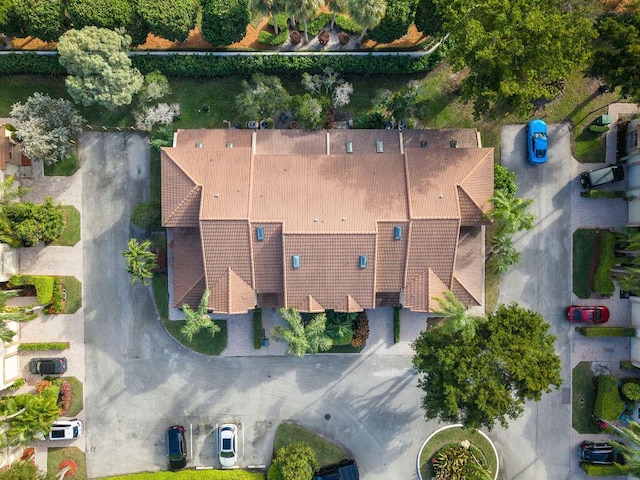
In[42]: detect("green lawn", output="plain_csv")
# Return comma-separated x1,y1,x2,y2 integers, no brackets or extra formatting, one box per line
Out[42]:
152,273,169,321
573,229,598,299
573,361,600,434
44,152,79,176
273,422,346,467
47,446,87,480
50,205,80,246
162,316,227,356
418,426,498,480
65,375,84,416
61,275,82,314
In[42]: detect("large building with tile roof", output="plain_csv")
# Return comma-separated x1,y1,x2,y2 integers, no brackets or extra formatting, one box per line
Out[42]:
161,128,494,314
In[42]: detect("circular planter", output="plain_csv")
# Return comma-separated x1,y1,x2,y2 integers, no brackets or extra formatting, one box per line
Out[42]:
416,424,499,480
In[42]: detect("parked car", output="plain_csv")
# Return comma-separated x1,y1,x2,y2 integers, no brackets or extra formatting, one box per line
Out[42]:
566,306,610,323
49,419,83,441
313,459,360,480
527,119,548,165
579,440,625,465
218,423,238,467
580,164,625,189
29,357,67,375
167,425,187,470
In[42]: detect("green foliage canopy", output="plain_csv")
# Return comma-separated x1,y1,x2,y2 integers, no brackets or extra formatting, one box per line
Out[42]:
201,0,251,47
271,442,318,480
413,302,562,430
137,0,198,42
236,73,291,122
13,0,66,42
368,0,417,43
58,27,144,109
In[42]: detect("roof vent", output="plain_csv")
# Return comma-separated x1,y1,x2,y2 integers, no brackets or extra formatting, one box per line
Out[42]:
256,226,265,241
292,255,300,269
420,140,427,148
450,140,458,148
359,255,368,269
346,141,353,153
195,142,203,148
394,226,402,240
226,142,233,148
376,140,383,153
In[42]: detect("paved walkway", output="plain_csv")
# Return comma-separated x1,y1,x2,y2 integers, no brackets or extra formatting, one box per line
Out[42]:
11,160,85,473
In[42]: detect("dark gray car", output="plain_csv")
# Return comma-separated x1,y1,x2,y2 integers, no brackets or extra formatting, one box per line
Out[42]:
29,357,67,375
580,164,625,189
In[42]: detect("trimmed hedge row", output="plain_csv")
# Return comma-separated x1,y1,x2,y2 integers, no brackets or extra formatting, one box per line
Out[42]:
580,462,629,476
253,308,263,350
258,30,288,46
393,306,401,343
8,274,55,305
593,374,624,422
19,342,69,351
576,327,636,337
300,13,333,36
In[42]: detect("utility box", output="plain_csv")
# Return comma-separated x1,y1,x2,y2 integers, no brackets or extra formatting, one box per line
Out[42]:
596,114,612,126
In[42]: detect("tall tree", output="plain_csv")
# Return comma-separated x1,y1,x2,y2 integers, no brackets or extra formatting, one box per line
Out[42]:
413,302,562,430
430,291,485,340
591,12,640,102
137,0,198,42
13,0,66,42
272,308,332,357
201,0,251,47
367,0,416,43
4,197,66,246
326,0,347,29
180,290,221,341
610,421,640,476
253,0,280,34
414,0,443,36
434,0,596,115
11,93,85,165
121,238,157,285
236,73,291,122
485,189,535,235
347,0,387,42
58,27,144,109
0,459,47,480
289,0,323,43
0,388,60,446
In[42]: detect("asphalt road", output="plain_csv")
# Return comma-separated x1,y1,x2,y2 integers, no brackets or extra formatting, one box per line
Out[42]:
495,123,573,480
80,132,438,479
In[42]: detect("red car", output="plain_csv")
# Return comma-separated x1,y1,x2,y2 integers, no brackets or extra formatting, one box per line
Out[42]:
566,306,610,323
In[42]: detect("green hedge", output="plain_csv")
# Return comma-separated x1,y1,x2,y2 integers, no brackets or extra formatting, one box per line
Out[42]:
580,462,629,476
334,14,361,34
576,327,636,337
268,12,288,32
258,30,288,46
0,53,65,75
253,308,263,350
593,374,624,422
393,306,401,343
300,13,332,36
8,274,55,305
19,342,69,351
581,190,626,199
594,231,616,295
101,471,265,479
620,360,640,371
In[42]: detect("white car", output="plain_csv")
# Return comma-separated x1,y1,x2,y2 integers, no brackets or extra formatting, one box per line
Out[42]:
218,424,238,467
49,419,83,441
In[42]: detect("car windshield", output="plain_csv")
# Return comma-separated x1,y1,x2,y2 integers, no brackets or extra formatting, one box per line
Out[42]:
533,132,547,139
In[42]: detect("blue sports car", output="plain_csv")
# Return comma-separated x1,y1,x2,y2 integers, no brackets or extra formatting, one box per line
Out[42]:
527,119,548,165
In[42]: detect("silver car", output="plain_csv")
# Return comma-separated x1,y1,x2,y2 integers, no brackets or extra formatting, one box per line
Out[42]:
218,424,238,467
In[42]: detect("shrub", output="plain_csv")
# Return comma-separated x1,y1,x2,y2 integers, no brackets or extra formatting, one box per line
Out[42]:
253,308,263,350
58,379,72,415
351,311,369,347
258,30,289,46
131,201,162,230
338,32,349,45
495,164,518,198
35,380,53,394
393,306,401,343
368,0,418,44
589,125,610,134
267,463,284,480
334,14,361,34
290,30,301,44
580,462,629,476
272,442,317,480
581,190,626,199
622,382,640,401
318,30,330,46
201,0,251,47
593,374,624,422
31,275,55,305
301,13,332,36
621,360,640,371
594,232,616,295
46,277,64,314
331,330,353,345
8,378,25,390
577,327,636,337
8,274,27,287
19,342,69,351
269,12,288,32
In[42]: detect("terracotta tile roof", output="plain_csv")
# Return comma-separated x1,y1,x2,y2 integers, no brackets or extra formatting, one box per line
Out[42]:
295,295,325,313
172,227,205,307
452,226,484,306
403,268,449,312
162,129,493,314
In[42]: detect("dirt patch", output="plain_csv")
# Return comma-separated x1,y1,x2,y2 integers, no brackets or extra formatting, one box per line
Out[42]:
362,24,427,49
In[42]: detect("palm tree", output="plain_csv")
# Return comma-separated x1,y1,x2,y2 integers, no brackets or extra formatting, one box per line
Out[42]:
607,420,640,475
0,175,28,206
121,238,158,285
326,0,346,29
347,0,386,43
485,189,536,235
180,290,220,342
288,0,323,43
0,389,60,447
272,308,333,357
616,266,640,294
253,0,280,34
431,291,486,340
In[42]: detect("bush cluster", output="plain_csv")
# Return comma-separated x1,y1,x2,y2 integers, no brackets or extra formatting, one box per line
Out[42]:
8,378,25,390
351,310,369,347
622,382,640,401
594,231,616,295
580,462,629,476
35,380,53,394
268,13,289,32
393,306,401,343
581,189,626,199
46,277,64,314
593,374,624,422
577,326,636,337
334,15,361,34
19,342,69,351
9,274,56,305
58,379,72,416
258,30,288,46
300,13,332,36
253,308,263,350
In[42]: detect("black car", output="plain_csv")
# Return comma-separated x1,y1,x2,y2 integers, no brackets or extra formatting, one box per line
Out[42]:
579,440,625,465
579,164,625,189
167,425,187,470
313,459,359,480
29,357,67,375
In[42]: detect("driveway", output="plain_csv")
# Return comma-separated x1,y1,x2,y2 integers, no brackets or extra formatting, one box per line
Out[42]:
495,123,573,480
81,132,436,479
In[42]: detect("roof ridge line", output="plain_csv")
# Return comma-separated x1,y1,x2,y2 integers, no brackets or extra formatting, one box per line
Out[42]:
174,273,205,308
164,185,201,224
453,275,482,305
